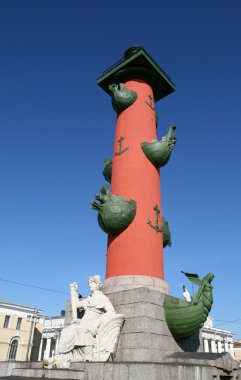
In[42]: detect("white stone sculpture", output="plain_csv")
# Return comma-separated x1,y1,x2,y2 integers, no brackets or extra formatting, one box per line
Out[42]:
179,283,192,302
52,275,124,368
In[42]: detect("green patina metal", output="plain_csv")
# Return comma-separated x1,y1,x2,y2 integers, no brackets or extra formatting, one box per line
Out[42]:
164,272,214,341
155,112,158,128
97,46,175,102
109,83,137,113
115,136,129,156
102,159,112,183
162,217,172,248
141,125,176,169
147,205,162,234
91,184,136,236
147,208,171,248
145,94,155,111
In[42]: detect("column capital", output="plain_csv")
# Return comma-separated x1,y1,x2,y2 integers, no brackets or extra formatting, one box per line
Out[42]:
97,46,175,102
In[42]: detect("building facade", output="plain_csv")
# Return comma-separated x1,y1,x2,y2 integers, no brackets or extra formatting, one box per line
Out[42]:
38,314,65,361
0,300,43,362
201,317,234,357
233,340,241,362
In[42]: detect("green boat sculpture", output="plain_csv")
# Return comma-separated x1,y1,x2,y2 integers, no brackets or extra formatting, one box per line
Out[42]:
102,159,112,183
163,272,214,341
141,125,176,169
91,184,136,236
164,272,214,341
162,217,172,248
109,83,137,113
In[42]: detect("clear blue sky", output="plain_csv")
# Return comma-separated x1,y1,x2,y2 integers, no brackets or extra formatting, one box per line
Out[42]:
0,1,240,337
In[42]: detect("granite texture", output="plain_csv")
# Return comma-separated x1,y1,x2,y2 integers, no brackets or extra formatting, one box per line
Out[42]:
0,357,240,380
101,286,182,362
102,275,169,294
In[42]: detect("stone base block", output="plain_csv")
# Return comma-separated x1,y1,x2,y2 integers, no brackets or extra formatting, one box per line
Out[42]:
102,285,181,362
102,275,169,294
10,367,86,379
70,358,240,380
0,354,239,380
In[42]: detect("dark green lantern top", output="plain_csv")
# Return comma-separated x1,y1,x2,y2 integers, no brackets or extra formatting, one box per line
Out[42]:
97,46,175,102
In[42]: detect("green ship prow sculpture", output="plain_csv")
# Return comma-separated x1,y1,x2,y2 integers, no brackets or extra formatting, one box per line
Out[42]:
141,125,176,169
109,83,137,113
102,159,112,183
91,184,136,236
162,217,172,248
164,272,214,341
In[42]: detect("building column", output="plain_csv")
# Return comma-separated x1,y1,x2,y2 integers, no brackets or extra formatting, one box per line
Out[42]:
55,336,60,353
211,340,217,353
229,342,234,358
38,338,43,361
203,339,209,352
106,80,164,279
217,341,223,353
224,342,229,353
96,47,176,281
44,338,51,360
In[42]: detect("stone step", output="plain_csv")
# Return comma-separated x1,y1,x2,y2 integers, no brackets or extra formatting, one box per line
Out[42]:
0,359,239,380
7,368,86,380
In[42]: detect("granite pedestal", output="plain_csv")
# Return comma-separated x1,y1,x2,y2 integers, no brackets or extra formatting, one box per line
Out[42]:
0,353,240,380
102,276,181,361
1,276,239,380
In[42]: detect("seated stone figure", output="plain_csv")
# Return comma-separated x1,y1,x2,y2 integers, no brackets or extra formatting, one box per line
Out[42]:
54,275,124,367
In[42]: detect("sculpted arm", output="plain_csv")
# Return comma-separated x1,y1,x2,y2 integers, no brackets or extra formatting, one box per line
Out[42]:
70,282,88,322
103,298,115,313
75,297,88,309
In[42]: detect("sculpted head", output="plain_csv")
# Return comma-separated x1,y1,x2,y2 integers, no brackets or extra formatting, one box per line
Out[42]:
88,275,102,292
206,273,214,283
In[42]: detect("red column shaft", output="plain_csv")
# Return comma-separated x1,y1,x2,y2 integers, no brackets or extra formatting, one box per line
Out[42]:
106,80,164,279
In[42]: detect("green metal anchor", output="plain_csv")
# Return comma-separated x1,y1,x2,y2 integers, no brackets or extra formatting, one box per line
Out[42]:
147,204,162,233
115,136,129,156
145,95,155,111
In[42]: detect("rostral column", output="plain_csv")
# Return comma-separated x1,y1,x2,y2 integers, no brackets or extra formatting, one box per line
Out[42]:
94,46,176,284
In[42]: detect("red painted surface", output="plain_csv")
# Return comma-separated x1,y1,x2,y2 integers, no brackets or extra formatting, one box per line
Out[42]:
106,80,164,279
